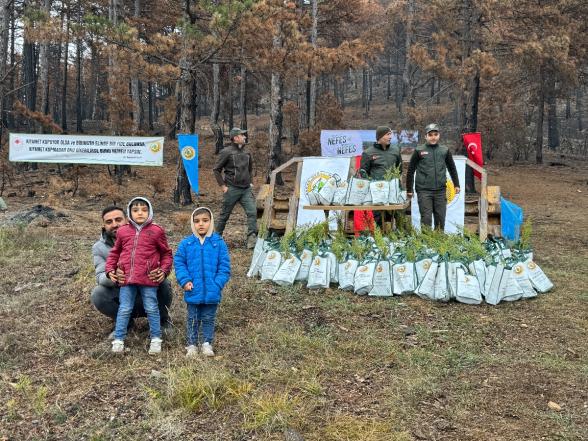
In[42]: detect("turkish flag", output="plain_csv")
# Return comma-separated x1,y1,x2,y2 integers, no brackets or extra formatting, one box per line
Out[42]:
353,155,374,235
463,132,483,179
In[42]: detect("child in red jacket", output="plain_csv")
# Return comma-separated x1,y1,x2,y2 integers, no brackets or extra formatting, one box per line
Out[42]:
106,197,172,354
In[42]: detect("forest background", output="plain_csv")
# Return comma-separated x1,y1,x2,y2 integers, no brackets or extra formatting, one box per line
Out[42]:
1,0,587,197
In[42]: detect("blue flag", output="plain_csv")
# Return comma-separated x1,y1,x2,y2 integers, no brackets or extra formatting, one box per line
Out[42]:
501,197,523,242
178,134,199,194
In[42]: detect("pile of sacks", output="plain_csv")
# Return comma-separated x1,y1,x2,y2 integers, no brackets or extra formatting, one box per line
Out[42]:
307,170,408,206
246,232,553,305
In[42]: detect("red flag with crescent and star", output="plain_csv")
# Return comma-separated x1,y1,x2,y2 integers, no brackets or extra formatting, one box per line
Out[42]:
463,132,483,179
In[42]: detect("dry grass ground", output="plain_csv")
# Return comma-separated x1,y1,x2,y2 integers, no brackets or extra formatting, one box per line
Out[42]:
0,130,587,440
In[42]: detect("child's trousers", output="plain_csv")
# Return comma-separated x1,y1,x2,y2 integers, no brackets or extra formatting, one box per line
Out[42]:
186,304,218,345
114,285,161,340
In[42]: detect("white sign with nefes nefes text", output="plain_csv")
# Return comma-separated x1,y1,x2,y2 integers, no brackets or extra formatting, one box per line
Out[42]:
9,133,164,166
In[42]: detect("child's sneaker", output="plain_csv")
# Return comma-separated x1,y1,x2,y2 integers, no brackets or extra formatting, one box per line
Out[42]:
201,342,215,357
112,339,124,353
186,345,198,358
148,338,163,355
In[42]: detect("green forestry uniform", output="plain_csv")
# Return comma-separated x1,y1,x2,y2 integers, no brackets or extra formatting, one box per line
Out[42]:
213,129,257,241
359,138,402,228
359,142,402,181
406,140,460,231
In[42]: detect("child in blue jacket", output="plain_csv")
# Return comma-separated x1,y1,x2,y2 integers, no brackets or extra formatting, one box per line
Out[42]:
174,207,231,357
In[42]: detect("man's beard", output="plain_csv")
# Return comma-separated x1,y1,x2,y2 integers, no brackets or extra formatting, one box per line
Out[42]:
103,228,117,246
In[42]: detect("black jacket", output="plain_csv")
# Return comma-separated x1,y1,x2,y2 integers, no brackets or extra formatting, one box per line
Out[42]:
213,144,253,188
406,143,460,192
359,142,402,181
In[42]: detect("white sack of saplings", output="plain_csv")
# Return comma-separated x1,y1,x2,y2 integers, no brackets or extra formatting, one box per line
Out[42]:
415,258,439,300
338,258,359,291
354,260,376,295
455,264,482,304
510,260,537,298
317,175,341,206
362,186,373,205
447,261,459,299
332,181,348,206
393,260,416,295
295,248,313,282
252,218,553,306
369,260,393,297
369,180,390,205
468,259,487,296
415,257,433,287
247,236,268,278
434,260,451,302
345,171,370,205
307,254,331,289
485,262,505,305
325,251,339,284
272,253,302,286
500,266,524,302
388,178,401,204
384,166,403,205
525,259,553,293
260,249,283,281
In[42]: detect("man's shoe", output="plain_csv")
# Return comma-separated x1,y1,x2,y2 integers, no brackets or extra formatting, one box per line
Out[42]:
246,233,257,250
112,339,124,353
201,342,215,357
148,338,163,355
186,345,198,358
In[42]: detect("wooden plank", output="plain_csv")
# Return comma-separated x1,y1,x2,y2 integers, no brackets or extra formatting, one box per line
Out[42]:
269,219,287,230
465,158,485,174
465,201,500,215
488,216,501,225
488,225,501,237
303,202,409,211
486,186,501,205
261,157,304,233
256,184,270,210
261,174,277,233
285,161,304,234
479,168,488,241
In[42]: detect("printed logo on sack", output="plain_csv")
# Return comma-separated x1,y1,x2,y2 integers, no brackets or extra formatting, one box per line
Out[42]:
376,264,383,273
376,182,384,189
464,276,470,283
527,262,536,270
396,265,406,273
345,262,352,270
514,265,524,274
181,146,196,160
149,141,162,153
305,171,337,196
267,252,277,260
423,261,431,270
301,251,309,259
314,257,321,266
356,181,366,189
358,266,368,273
